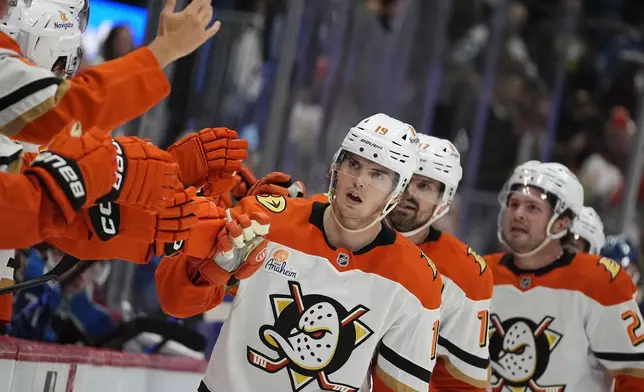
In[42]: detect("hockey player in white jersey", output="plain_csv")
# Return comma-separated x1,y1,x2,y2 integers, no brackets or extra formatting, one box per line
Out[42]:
156,113,444,392
386,134,492,391
485,161,644,392
565,205,606,255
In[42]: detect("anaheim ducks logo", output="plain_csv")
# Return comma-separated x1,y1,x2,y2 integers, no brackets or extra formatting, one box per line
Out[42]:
256,194,287,213
247,281,374,392
489,314,565,392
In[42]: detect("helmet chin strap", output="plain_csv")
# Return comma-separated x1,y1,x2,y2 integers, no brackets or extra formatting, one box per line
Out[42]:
328,191,399,234
330,205,382,234
498,214,568,258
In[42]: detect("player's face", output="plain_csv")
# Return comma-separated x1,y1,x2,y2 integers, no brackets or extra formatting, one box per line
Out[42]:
502,187,552,253
333,153,396,230
387,174,441,232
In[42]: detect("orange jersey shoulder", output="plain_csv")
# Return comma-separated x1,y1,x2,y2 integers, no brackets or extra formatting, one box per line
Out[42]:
420,230,493,301
368,232,444,311
308,193,329,203
486,251,636,306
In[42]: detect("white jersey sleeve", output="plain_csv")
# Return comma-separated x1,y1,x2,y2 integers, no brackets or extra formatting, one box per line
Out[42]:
586,295,644,375
373,294,442,392
0,47,63,136
437,276,491,385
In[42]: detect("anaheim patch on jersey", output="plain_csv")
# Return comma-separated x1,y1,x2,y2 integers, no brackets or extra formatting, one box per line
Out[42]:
256,194,287,213
488,314,564,392
247,280,374,392
264,248,298,279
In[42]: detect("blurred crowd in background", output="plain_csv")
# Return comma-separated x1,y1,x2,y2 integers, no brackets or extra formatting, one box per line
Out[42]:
6,0,644,360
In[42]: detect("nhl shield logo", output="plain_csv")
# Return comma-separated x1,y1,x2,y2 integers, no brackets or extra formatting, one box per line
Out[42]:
336,253,349,267
519,276,532,290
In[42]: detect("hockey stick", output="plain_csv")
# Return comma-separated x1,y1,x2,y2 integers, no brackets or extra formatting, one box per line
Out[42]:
0,254,81,296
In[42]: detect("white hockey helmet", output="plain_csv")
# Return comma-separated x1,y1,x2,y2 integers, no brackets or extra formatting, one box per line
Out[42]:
415,134,462,221
3,0,82,78
397,134,462,237
329,113,420,231
570,206,605,255
0,0,23,39
497,160,584,257
49,0,89,32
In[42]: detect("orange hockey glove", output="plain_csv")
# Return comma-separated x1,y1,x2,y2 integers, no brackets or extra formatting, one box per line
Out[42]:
194,211,271,287
87,186,199,245
230,165,258,199
49,188,199,263
214,192,234,209
247,172,307,198
167,128,248,196
99,137,180,211
25,122,116,223
163,198,230,259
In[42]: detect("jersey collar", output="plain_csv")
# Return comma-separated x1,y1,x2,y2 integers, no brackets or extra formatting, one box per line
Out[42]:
500,250,575,276
424,226,442,243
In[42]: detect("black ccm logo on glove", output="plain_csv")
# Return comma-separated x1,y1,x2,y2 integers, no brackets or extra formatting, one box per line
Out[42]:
87,139,126,241
97,139,127,203
88,201,121,241
30,152,86,209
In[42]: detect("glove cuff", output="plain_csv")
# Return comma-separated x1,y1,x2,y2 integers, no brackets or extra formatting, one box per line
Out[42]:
198,259,232,287
25,155,84,223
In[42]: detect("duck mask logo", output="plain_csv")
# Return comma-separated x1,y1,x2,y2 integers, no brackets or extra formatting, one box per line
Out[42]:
488,314,565,392
247,281,374,392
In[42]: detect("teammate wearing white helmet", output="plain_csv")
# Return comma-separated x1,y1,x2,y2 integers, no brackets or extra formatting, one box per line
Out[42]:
3,0,83,77
155,114,444,392
387,134,492,391
485,161,644,392
0,0,220,145
566,206,606,255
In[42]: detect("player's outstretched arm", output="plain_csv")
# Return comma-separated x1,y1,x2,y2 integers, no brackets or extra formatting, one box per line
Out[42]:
0,122,116,249
47,187,200,264
1,0,221,145
0,32,169,145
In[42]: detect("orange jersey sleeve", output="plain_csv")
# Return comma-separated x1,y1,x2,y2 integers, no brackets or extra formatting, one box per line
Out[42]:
308,193,329,203
0,32,170,144
155,253,231,318
0,171,69,249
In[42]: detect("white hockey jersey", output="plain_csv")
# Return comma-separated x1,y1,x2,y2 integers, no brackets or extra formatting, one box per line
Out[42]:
420,228,493,390
157,197,444,392
486,251,644,392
